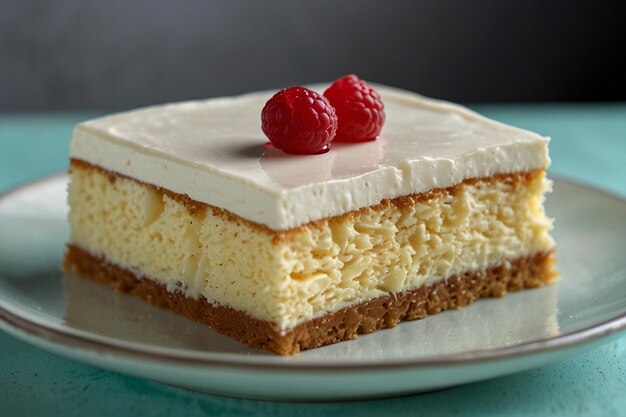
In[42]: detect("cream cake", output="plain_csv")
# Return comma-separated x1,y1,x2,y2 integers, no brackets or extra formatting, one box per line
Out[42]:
64,84,557,355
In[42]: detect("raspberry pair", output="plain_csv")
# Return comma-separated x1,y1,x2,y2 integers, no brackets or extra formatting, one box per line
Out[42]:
261,75,386,155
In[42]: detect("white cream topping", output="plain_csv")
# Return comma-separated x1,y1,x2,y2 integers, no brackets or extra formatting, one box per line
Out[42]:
70,84,550,230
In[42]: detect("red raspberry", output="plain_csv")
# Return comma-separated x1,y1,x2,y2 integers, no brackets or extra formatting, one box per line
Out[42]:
323,74,385,142
261,86,338,155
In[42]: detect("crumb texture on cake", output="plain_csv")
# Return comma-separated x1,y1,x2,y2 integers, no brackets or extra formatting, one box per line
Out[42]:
68,161,555,331
65,245,556,355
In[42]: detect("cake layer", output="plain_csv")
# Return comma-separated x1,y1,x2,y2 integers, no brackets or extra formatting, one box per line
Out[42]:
68,160,555,331
65,245,556,355
70,85,550,230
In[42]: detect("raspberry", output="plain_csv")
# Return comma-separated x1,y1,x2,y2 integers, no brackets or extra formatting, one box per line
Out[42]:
324,74,385,142
261,86,338,155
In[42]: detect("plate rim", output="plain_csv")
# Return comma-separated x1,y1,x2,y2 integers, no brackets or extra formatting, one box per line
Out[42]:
1,173,625,372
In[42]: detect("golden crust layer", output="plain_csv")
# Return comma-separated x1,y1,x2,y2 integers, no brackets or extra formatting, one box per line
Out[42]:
64,244,556,355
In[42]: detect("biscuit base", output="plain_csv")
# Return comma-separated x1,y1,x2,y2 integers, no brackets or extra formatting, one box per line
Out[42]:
64,244,556,355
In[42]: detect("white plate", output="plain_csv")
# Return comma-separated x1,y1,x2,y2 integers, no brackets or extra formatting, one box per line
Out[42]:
0,175,625,401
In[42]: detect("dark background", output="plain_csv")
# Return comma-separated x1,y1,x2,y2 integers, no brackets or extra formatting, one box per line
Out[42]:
2,0,626,112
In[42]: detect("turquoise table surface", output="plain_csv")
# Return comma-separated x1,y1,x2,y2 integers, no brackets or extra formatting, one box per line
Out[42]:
1,104,625,416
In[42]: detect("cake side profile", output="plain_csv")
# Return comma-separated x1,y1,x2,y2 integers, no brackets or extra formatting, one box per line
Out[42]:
64,85,556,355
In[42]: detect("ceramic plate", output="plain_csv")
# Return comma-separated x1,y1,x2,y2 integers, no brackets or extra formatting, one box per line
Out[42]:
0,175,625,401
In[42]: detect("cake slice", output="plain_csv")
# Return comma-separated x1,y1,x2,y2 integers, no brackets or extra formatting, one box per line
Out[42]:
64,84,556,355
